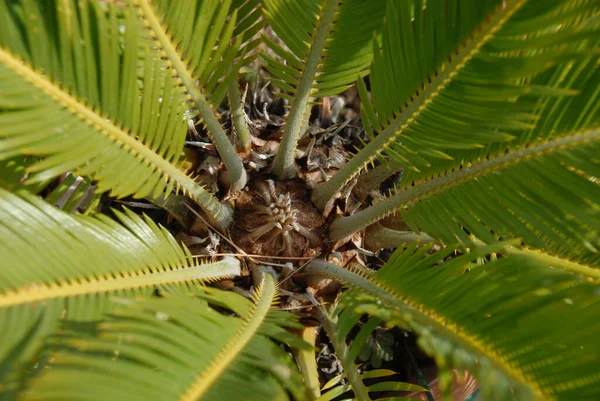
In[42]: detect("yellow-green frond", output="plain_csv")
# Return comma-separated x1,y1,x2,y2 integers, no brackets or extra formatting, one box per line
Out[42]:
309,244,600,401
0,188,240,397
19,281,308,401
262,0,386,98
313,0,600,208
0,0,232,225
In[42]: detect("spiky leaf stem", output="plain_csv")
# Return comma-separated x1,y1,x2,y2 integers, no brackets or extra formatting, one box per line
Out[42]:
0,257,240,309
271,0,339,179
135,0,247,190
179,269,277,401
228,78,252,150
352,162,402,200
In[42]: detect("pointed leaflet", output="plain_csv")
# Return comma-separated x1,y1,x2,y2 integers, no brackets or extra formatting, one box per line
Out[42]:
0,0,232,226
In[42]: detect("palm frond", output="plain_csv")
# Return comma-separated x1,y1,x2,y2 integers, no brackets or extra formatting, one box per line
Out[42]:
264,0,387,178
330,52,600,264
146,0,263,108
0,188,239,396
312,0,600,208
316,370,428,401
132,0,256,190
307,243,600,401
19,272,308,401
0,0,233,226
329,32,600,263
263,0,386,98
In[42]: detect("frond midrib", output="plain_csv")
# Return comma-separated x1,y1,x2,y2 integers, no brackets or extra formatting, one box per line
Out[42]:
271,0,340,179
329,126,600,240
0,257,240,308
312,0,527,209
306,259,548,400
133,0,247,190
515,248,600,279
178,271,277,401
0,47,233,226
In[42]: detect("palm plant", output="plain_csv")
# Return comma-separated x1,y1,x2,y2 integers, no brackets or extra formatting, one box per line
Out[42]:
1,0,599,400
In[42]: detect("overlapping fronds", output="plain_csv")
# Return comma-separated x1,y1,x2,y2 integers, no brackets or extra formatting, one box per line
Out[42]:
263,0,387,178
131,0,260,190
330,43,600,264
307,243,600,401
312,0,600,208
0,0,233,226
19,273,308,401
0,188,240,397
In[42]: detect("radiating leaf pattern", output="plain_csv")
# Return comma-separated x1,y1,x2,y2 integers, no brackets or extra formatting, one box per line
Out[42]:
330,46,600,264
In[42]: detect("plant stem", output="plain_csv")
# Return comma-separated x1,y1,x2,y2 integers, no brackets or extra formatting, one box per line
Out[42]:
135,0,247,190
228,78,252,150
295,326,321,401
329,128,600,241
271,0,339,179
315,307,372,401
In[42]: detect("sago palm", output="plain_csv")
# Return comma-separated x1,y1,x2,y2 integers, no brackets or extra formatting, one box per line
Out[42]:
1,0,599,400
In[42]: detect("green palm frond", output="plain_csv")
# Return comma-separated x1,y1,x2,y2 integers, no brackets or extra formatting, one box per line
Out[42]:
0,0,233,226
263,0,387,178
0,188,239,396
307,243,600,401
330,47,600,263
312,0,600,208
131,0,260,190
316,370,427,401
262,0,386,98
20,272,308,401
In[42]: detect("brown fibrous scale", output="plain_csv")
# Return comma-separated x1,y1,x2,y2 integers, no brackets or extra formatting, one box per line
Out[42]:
231,179,325,259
